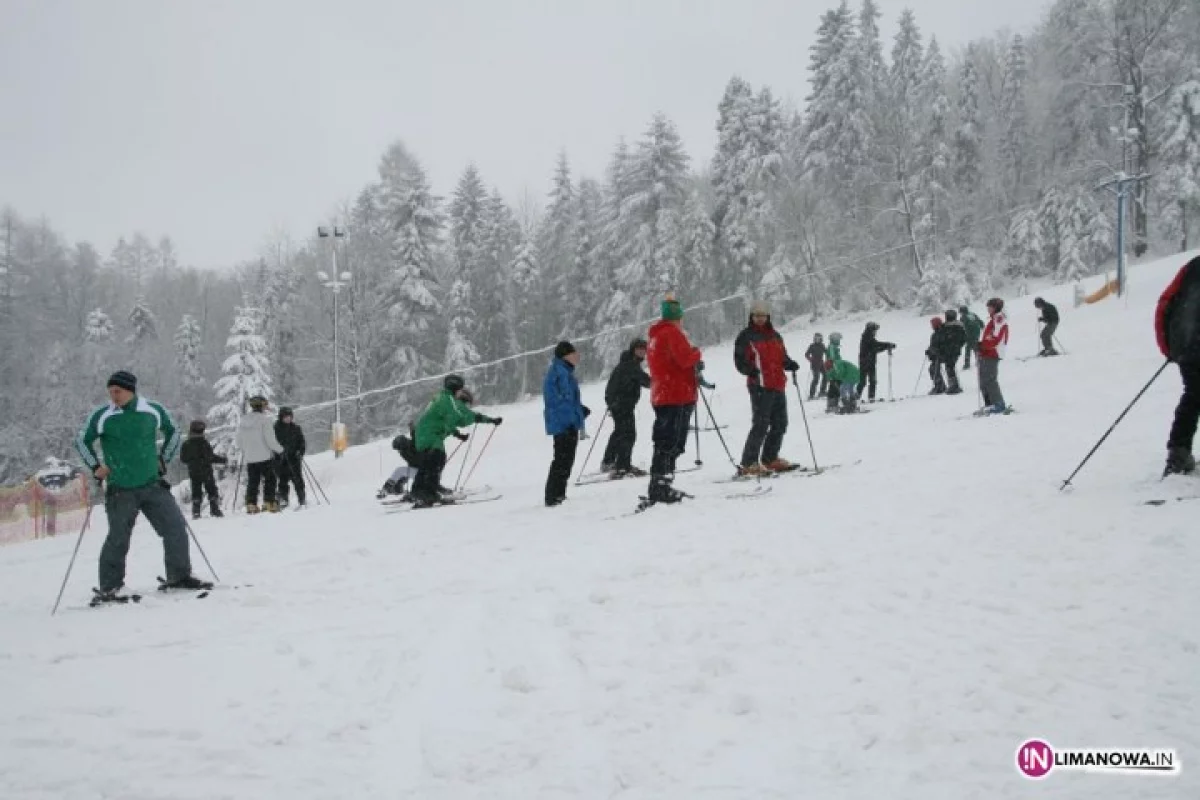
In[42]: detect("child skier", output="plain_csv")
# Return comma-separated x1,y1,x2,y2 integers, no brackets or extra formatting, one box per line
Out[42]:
600,337,651,477
825,332,860,414
179,420,227,519
805,333,828,400
856,322,895,402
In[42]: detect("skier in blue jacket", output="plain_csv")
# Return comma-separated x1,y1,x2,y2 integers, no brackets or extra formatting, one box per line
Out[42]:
542,340,589,506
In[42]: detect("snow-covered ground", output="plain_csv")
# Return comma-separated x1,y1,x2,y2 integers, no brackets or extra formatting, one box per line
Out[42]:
2,254,1197,800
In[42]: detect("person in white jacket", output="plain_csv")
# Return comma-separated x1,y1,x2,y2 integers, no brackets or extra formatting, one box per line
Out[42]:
237,395,285,513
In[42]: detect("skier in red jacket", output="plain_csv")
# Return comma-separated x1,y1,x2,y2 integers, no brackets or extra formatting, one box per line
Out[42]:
977,297,1010,414
645,293,703,504
733,300,800,474
1155,255,1200,475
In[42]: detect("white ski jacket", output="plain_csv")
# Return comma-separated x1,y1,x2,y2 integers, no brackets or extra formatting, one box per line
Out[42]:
237,411,284,464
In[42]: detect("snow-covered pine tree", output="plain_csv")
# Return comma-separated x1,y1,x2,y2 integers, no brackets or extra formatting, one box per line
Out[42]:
1000,35,1032,199
449,164,488,278
84,308,114,344
174,314,205,417
921,37,953,255
803,2,870,188
473,189,521,398
857,0,886,99
443,278,480,372
539,152,577,341
208,303,273,460
126,296,157,343
563,178,603,340
1036,186,1067,274
953,46,983,197
1159,80,1200,251
1006,209,1044,281
916,255,969,313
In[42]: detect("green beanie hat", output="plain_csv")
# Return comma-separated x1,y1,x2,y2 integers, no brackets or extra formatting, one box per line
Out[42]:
661,293,683,321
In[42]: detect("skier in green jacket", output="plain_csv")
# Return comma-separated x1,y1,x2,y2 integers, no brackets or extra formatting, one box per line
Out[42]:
958,305,984,370
409,375,502,508
75,370,209,602
824,333,861,414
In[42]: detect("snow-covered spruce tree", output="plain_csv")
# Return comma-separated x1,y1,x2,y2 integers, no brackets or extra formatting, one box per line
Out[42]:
759,250,798,314
563,178,603,340
208,303,273,460
509,230,542,393
915,255,969,314
538,152,576,341
443,278,480,372
1159,81,1200,252
174,314,205,416
84,308,114,345
126,296,157,344
921,37,953,254
1006,209,1044,282
1036,187,1067,275
449,164,488,278
953,45,983,197
377,142,443,416
1000,34,1032,200
802,2,870,193
473,189,521,398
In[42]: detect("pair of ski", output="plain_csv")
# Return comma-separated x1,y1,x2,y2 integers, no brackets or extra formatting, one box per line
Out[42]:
964,406,1017,419
575,465,702,487
380,485,502,512
88,576,222,608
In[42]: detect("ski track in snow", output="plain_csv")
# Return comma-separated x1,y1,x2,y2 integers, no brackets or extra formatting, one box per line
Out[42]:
2,253,1198,799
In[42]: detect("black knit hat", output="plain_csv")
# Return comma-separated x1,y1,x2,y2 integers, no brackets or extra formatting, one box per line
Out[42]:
630,337,648,351
107,370,137,393
444,374,465,393
278,406,293,420
554,341,577,359
189,419,207,435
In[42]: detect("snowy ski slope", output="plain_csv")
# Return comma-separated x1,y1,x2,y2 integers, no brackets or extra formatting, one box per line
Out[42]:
1,253,1196,799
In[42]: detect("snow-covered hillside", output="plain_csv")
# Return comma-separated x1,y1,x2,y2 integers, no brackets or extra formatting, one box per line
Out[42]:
1,254,1196,800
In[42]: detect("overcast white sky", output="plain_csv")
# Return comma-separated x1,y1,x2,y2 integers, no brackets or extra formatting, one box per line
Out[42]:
0,0,1049,269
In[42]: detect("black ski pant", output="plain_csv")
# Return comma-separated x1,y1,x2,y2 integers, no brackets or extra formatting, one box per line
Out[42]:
600,408,636,471
808,367,828,399
545,429,579,504
101,481,192,591
245,460,277,506
963,343,975,370
979,357,1005,408
650,404,694,477
189,472,221,515
410,448,447,503
856,363,879,400
826,380,841,411
741,387,788,466
1040,321,1058,353
929,358,947,392
1168,362,1200,451
276,455,306,505
944,359,960,391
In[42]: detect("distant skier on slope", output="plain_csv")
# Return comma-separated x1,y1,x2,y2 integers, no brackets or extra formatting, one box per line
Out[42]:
237,395,285,514
274,407,307,509
978,298,1010,414
543,341,589,507
939,310,967,394
410,375,501,509
733,301,800,475
824,332,860,414
926,318,949,394
959,305,983,370
1155,255,1200,476
1034,297,1060,356
600,337,651,477
856,322,895,402
804,333,828,400
645,293,703,504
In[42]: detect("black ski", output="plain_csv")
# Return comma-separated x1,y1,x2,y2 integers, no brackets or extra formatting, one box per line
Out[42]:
89,588,143,608
1143,496,1200,506
384,494,503,513
157,576,215,599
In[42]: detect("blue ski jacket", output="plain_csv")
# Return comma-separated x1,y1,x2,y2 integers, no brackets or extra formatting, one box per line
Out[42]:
542,357,586,436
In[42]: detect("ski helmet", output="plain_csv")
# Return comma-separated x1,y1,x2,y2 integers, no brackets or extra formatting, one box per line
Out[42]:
248,395,268,411
630,337,648,351
866,321,880,332
444,374,465,393
813,332,823,341
829,332,842,344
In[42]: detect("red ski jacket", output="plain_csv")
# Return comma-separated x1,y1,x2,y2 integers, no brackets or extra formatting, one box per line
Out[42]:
733,319,797,392
646,319,702,407
1155,257,1200,362
979,311,1009,359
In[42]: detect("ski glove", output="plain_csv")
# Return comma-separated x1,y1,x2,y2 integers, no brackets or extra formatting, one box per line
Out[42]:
481,416,503,426
453,431,470,441
696,360,706,373
583,406,592,418
784,358,801,372
699,375,716,391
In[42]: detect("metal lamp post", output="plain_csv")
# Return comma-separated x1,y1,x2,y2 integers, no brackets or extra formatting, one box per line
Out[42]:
317,226,350,457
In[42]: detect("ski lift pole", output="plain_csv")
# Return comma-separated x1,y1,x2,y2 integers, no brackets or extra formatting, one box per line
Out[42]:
790,372,820,472
229,459,243,513
574,409,609,484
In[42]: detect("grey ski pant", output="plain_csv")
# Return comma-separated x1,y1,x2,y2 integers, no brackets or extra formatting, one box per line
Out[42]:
101,481,192,591
978,357,1005,409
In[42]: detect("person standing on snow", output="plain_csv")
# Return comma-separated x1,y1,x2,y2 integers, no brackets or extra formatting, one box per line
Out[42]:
273,407,307,509
543,341,590,507
733,301,800,475
825,332,861,414
925,318,950,394
804,333,829,400
645,294,703,504
74,370,208,601
600,337,651,477
410,376,501,509
1034,297,1060,356
237,395,285,514
939,310,967,394
856,322,895,402
1155,255,1200,476
179,420,227,519
959,305,983,370
978,297,1010,413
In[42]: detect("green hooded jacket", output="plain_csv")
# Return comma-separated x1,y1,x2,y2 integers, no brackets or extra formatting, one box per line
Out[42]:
75,395,181,489
414,389,484,451
961,310,983,344
826,341,861,384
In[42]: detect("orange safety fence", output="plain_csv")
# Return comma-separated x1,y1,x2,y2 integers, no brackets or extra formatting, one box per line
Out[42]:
0,476,91,546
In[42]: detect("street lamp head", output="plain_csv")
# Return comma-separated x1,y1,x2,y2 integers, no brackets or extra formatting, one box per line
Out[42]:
317,270,329,281
339,271,352,281
317,226,330,238
334,227,345,238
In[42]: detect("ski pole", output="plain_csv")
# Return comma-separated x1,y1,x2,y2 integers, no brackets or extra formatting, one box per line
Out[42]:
887,350,894,402
301,459,331,505
1059,360,1170,490
1054,334,1068,355
50,499,96,615
446,437,466,465
229,459,243,513
460,424,499,491
453,425,478,493
574,409,609,484
184,519,221,583
912,356,926,396
693,405,702,466
698,387,738,468
791,372,821,471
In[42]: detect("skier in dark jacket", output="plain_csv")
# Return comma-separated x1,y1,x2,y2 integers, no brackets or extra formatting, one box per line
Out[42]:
600,338,651,476
1155,255,1200,476
939,310,967,394
804,334,828,399
179,420,227,519
959,305,983,369
274,407,307,509
856,322,895,402
734,301,800,474
926,318,950,394
1034,297,1060,356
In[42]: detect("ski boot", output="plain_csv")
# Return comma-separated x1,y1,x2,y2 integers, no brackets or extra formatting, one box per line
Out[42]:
947,383,963,395
1164,447,1196,477
264,501,281,513
738,463,770,477
648,475,686,504
192,509,202,521
278,499,289,510
210,507,224,519
245,503,261,515
158,575,214,591
90,585,138,606
764,458,792,472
